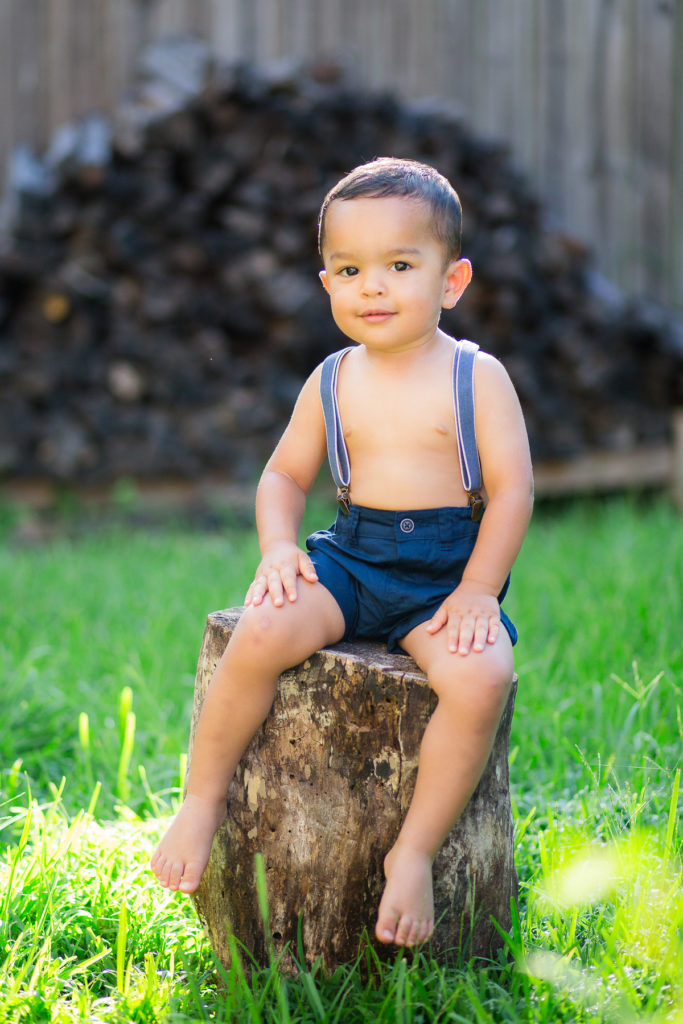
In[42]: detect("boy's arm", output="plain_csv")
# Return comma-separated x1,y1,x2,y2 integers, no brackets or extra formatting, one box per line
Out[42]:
426,353,534,654
245,366,328,608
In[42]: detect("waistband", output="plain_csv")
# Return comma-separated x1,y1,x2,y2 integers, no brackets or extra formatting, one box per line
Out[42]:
333,503,478,540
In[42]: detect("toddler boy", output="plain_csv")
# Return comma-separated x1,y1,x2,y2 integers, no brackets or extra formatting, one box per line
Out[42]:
152,157,533,947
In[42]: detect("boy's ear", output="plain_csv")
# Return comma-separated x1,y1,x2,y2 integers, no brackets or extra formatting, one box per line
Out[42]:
442,258,472,309
319,269,330,294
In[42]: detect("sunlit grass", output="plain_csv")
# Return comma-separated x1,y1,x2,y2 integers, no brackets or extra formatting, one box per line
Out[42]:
2,778,679,1022
0,782,213,1022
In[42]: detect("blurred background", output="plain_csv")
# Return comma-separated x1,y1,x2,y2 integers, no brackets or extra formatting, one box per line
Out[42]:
0,0,682,510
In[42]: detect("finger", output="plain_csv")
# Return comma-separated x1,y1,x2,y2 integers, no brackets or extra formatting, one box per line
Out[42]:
298,552,319,583
457,614,476,655
472,617,490,653
280,564,299,602
425,604,448,634
247,574,268,606
266,570,285,607
487,618,501,645
446,614,462,653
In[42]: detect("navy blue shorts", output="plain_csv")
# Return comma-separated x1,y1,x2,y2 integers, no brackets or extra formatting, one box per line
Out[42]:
306,504,518,653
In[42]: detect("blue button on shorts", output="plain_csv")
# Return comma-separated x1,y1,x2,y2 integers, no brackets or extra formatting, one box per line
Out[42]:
306,504,517,653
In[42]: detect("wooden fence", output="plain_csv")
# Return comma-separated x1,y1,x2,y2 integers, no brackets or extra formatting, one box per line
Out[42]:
1,0,682,310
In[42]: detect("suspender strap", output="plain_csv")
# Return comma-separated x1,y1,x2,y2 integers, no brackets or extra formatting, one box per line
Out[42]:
453,339,482,494
320,340,482,516
320,347,353,507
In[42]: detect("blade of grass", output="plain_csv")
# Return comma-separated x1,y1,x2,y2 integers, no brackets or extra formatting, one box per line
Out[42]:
665,768,681,857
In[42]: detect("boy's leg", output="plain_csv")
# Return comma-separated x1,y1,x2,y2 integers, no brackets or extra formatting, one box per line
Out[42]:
375,625,514,946
151,581,345,892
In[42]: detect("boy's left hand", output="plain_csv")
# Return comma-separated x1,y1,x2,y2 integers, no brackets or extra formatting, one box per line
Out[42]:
425,581,500,655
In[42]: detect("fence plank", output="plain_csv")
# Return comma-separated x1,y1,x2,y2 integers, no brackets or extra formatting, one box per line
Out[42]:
638,0,674,298
13,0,45,151
0,2,14,182
672,0,683,306
209,0,240,62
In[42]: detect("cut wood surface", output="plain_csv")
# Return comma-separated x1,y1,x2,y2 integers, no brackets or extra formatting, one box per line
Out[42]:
189,607,518,971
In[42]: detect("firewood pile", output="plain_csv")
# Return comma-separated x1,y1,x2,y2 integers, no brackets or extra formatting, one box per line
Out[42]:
1,39,681,484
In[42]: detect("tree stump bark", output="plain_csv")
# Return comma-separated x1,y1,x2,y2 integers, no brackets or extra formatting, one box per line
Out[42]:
189,607,518,972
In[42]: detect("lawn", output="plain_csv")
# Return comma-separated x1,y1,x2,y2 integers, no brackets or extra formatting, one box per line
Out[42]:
0,495,681,1022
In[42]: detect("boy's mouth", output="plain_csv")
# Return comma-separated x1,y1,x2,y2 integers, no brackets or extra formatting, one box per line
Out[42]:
360,309,395,323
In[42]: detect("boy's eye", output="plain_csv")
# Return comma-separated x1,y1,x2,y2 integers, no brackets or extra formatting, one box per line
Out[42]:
339,266,358,277
392,261,411,272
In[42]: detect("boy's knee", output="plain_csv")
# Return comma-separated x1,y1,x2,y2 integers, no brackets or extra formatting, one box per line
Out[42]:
479,664,514,711
235,604,286,650
429,654,512,709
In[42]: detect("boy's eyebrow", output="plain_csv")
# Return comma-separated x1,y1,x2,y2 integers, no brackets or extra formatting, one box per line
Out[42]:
326,245,423,262
386,246,423,257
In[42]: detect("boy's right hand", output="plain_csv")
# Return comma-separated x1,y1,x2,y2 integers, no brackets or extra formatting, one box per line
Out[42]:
244,542,318,608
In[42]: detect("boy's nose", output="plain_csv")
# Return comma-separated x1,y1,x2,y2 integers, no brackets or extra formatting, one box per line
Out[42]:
359,271,386,296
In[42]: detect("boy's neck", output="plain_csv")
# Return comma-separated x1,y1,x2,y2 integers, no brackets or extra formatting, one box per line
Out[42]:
358,328,452,366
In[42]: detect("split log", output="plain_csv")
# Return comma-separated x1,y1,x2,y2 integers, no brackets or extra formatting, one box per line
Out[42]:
189,607,518,972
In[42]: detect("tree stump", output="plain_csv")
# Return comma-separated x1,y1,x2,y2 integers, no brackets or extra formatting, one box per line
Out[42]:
190,607,518,972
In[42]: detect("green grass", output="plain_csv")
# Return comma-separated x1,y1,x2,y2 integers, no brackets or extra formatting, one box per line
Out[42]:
0,521,261,815
0,495,681,1022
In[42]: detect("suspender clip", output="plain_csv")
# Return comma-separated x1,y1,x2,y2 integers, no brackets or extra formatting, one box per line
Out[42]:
468,491,484,522
337,487,351,515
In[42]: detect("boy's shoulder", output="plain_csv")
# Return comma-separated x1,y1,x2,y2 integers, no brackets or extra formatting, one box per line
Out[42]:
472,347,512,380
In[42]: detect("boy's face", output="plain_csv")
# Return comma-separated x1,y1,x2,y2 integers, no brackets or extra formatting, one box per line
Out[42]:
319,196,471,354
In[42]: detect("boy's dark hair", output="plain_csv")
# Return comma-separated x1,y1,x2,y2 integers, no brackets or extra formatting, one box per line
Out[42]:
317,157,462,260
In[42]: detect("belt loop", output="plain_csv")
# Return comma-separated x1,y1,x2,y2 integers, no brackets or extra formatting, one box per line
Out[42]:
339,503,359,546
351,505,360,546
437,506,448,542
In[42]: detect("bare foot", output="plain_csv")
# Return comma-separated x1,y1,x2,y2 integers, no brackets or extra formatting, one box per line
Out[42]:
150,794,226,893
375,845,434,946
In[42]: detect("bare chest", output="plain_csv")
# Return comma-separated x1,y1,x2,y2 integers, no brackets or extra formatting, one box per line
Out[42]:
337,369,458,461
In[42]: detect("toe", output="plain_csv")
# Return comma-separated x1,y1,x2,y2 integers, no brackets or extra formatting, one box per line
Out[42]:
152,853,171,886
178,860,203,894
413,917,436,946
375,912,398,945
394,914,415,947
404,918,421,947
167,858,185,890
